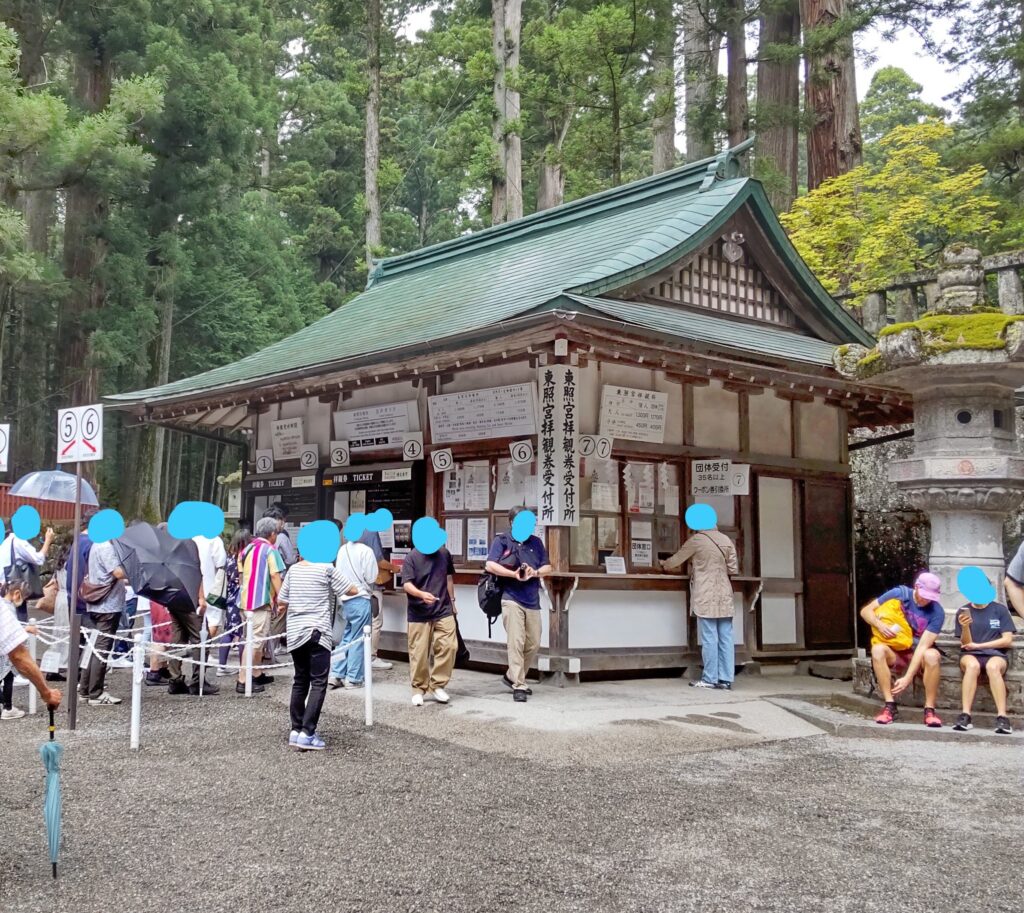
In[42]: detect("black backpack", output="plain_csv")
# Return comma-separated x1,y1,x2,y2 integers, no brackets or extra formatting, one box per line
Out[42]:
477,534,519,638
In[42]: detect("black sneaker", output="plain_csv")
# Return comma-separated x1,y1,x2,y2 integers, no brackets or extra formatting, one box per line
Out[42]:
513,689,528,703
167,679,190,695
502,674,532,695
156,667,171,681
189,680,220,696
45,672,67,682
252,673,275,685
235,681,265,694
144,671,165,687
716,681,733,691
952,713,973,732
995,716,1013,735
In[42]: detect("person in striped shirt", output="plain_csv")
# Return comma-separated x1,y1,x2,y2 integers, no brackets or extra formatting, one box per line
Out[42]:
237,517,285,695
277,545,357,750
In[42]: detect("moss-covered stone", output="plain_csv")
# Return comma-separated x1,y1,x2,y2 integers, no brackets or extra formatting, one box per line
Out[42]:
877,312,1024,354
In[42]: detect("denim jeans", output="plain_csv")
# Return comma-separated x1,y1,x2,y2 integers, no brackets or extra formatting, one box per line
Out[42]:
697,615,734,685
331,596,372,684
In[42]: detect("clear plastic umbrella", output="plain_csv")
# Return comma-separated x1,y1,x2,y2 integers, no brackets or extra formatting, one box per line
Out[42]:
40,709,63,878
9,470,98,506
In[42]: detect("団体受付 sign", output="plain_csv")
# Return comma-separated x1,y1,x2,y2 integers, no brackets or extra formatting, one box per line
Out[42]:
690,458,731,497
57,405,103,463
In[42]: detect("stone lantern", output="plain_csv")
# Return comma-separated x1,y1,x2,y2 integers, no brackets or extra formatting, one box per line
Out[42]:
836,245,1024,625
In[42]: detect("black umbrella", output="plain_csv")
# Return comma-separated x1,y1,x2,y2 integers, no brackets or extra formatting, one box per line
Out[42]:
112,523,202,613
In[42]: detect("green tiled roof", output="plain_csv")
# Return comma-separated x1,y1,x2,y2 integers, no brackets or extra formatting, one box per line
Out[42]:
566,295,838,365
109,147,870,407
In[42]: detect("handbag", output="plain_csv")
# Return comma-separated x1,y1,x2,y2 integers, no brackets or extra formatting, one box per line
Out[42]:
205,566,228,609
374,559,394,587
33,577,59,615
6,558,44,600
79,577,116,605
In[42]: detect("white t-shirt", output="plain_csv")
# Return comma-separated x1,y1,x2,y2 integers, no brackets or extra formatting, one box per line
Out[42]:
0,597,27,680
335,541,378,601
193,535,227,595
0,535,46,583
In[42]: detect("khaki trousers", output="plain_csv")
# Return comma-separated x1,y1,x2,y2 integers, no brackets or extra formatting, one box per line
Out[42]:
371,592,383,656
502,599,541,690
407,614,457,694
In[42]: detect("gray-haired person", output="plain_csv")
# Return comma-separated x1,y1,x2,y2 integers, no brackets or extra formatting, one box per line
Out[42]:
237,516,285,695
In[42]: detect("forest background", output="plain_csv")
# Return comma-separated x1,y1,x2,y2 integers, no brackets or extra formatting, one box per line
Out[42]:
0,0,1020,536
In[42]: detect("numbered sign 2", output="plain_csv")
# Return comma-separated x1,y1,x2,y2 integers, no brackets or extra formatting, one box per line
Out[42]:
330,440,350,467
299,445,319,470
57,404,104,463
402,432,424,461
255,449,274,474
0,423,9,472
430,448,454,473
509,439,534,466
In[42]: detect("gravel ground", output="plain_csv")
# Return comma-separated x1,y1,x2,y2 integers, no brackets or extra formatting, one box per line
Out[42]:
2,674,1022,913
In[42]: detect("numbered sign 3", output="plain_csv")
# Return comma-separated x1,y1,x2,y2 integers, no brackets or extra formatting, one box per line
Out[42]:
255,449,274,474
330,440,350,467
402,432,424,461
430,448,454,473
299,445,319,470
509,439,534,466
57,404,104,463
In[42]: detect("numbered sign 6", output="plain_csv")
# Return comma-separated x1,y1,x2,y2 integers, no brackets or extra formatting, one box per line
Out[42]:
509,439,534,466
57,404,104,463
402,432,424,461
430,448,454,473
330,440,350,467
299,445,319,470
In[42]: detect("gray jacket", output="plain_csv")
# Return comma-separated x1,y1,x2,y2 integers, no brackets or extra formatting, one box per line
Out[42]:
663,529,739,618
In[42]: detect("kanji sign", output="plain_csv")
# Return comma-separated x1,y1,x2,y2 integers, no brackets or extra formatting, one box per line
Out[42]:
0,423,9,472
57,405,103,463
690,458,731,497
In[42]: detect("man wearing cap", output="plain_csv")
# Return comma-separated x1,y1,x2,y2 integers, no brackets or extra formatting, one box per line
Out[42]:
859,572,945,727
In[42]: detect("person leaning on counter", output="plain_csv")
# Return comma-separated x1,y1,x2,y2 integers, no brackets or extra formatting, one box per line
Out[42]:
660,504,739,691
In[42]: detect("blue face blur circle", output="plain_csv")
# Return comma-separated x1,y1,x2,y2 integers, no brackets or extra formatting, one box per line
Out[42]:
511,510,537,543
12,505,41,540
343,513,367,543
167,501,225,540
957,565,996,605
412,517,446,555
366,508,393,533
685,503,717,532
298,520,341,563
88,509,125,544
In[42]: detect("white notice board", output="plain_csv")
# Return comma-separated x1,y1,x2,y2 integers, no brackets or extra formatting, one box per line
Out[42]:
599,386,668,444
270,417,304,460
333,401,418,452
428,383,537,443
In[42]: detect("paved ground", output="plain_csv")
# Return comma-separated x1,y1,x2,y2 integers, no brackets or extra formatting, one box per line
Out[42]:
1,665,1021,913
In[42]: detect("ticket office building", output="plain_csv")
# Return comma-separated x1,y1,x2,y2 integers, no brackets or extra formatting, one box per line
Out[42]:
109,146,906,673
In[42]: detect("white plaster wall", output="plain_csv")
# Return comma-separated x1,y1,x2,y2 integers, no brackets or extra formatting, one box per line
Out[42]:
568,590,687,649
654,370,684,445
576,362,600,435
748,391,792,457
797,399,841,462
440,363,536,393
758,476,796,577
693,380,740,451
760,594,798,644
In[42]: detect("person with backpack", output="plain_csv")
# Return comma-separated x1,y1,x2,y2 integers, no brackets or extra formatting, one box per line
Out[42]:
484,506,551,703
660,504,739,691
860,571,946,727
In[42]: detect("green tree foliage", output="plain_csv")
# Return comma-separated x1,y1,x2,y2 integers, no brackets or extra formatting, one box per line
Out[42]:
860,66,946,147
781,122,999,296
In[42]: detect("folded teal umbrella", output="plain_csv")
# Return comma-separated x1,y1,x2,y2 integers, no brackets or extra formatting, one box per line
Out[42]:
40,708,63,879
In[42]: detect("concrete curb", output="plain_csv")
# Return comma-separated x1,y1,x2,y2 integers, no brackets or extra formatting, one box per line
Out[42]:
767,696,1023,744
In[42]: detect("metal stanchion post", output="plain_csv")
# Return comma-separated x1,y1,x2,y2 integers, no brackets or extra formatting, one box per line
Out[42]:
363,624,373,727
245,611,254,697
27,631,38,716
130,633,143,750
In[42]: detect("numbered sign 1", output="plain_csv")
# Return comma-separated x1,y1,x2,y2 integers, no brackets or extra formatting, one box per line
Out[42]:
57,404,104,463
298,445,319,470
330,440,350,467
402,432,424,461
255,449,274,474
0,423,9,472
578,435,612,460
430,448,454,473
509,439,534,466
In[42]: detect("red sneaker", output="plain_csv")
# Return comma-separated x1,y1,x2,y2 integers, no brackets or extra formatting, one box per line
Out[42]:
923,707,943,728
875,703,897,725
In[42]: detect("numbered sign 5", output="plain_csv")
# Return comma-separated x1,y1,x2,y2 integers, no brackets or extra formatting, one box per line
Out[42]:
509,439,534,466
430,448,454,473
299,445,319,470
330,440,350,467
255,449,274,474
402,432,424,461
57,404,104,463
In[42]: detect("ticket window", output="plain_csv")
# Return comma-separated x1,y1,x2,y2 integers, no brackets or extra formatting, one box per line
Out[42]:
242,471,320,532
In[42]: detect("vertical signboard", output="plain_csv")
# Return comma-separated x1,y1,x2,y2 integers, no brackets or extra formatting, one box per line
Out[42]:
537,365,580,526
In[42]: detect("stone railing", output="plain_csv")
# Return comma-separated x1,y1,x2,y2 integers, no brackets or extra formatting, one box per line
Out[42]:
836,248,1024,334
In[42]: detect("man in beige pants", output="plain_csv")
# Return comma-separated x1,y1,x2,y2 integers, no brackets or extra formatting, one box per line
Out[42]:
485,506,551,703
401,542,457,706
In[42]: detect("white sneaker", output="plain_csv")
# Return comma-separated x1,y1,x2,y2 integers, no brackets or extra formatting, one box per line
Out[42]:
108,655,133,669
411,692,424,707
88,692,122,706
342,680,363,690
13,675,29,687
431,688,450,704
371,658,393,671
1,707,26,720
215,666,232,677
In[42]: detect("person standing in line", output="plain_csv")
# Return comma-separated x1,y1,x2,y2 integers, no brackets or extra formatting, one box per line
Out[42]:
485,506,551,703
165,537,218,697
661,504,739,691
237,516,285,695
0,579,61,718
330,521,379,690
216,528,251,676
193,531,228,643
402,523,457,707
80,538,127,706
277,526,357,750
359,527,395,672
262,506,293,662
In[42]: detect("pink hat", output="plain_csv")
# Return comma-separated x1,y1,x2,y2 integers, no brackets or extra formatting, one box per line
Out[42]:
914,571,942,602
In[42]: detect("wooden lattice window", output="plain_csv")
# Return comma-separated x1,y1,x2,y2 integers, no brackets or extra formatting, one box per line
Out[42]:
642,239,797,328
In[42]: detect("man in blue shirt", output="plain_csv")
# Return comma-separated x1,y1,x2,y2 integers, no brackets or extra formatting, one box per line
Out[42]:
859,571,945,727
952,599,1015,734
485,506,551,703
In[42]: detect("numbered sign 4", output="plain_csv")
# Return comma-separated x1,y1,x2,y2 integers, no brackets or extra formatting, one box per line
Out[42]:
299,445,319,470
509,439,534,466
57,404,104,463
255,449,274,474
402,432,424,461
430,448,454,473
330,440,350,467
